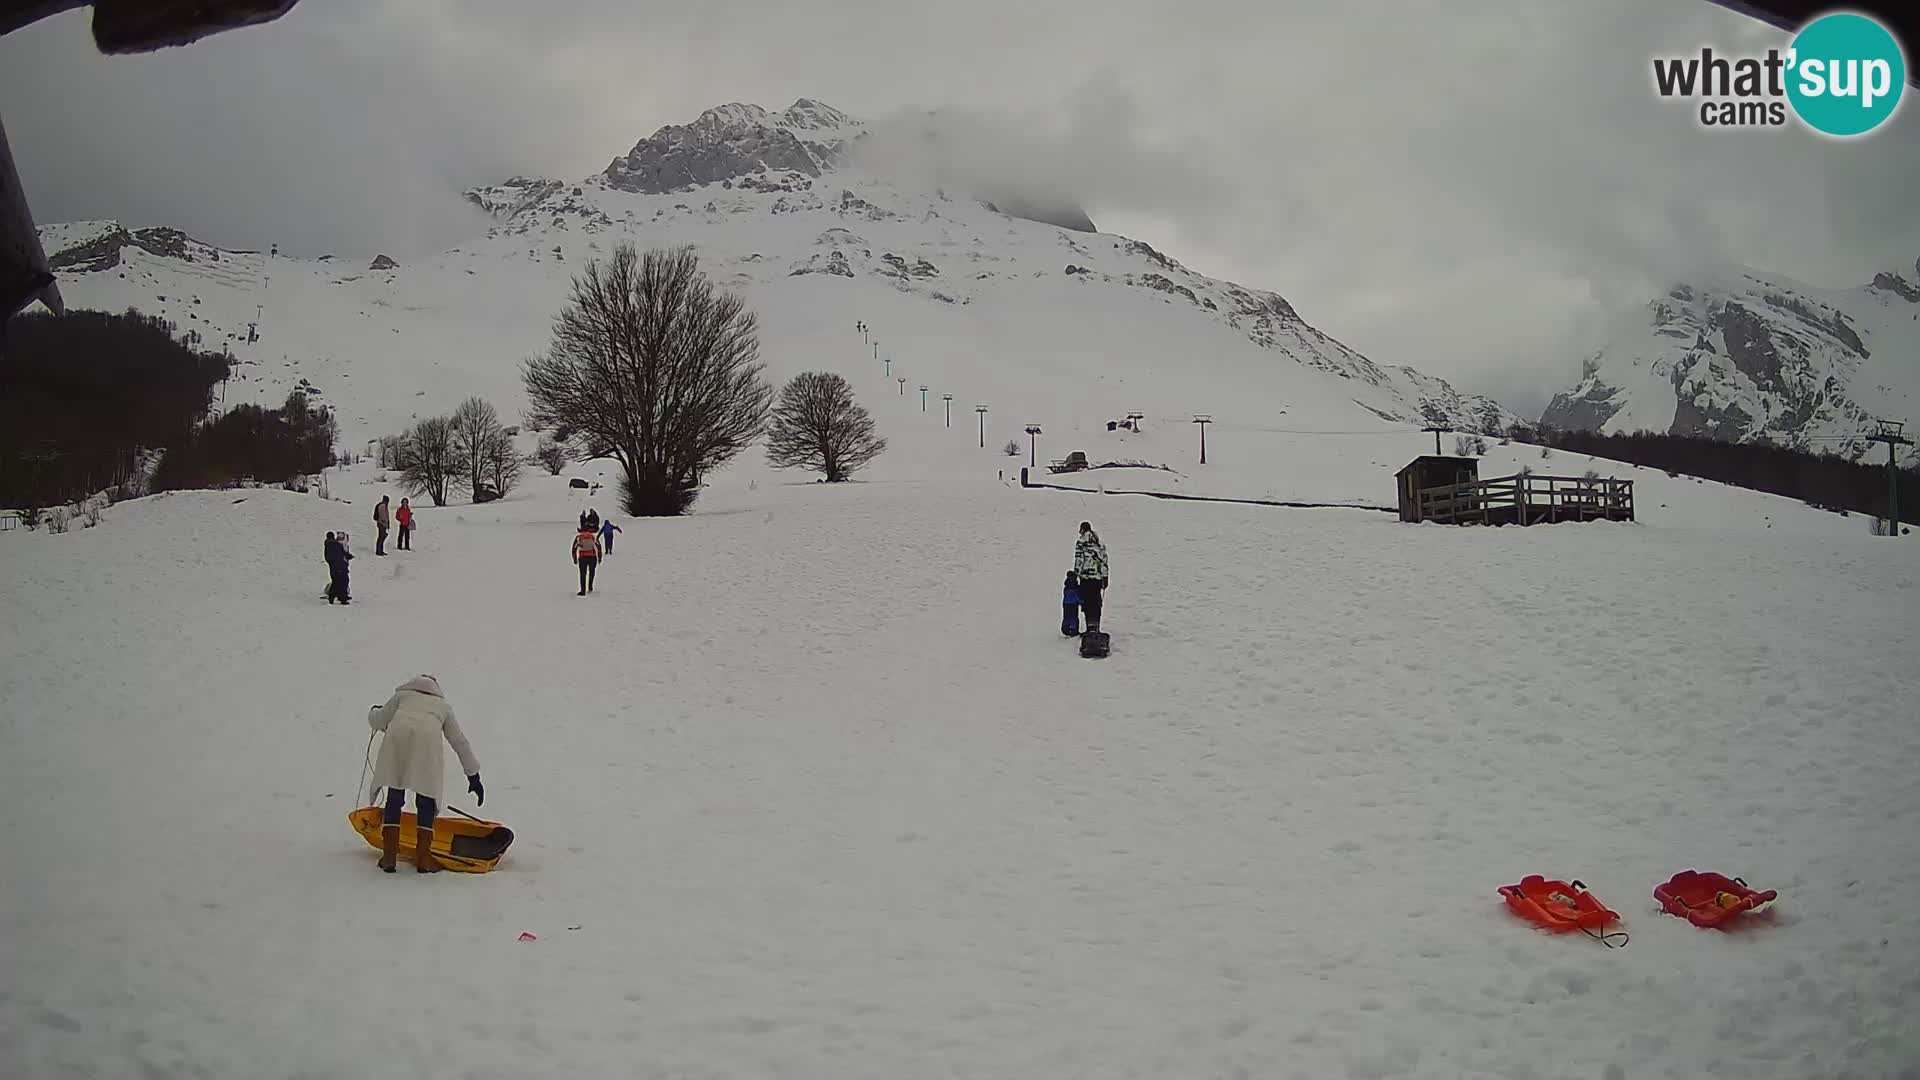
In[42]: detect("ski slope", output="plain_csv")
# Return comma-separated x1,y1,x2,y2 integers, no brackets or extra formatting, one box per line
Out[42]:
2,466,1917,1079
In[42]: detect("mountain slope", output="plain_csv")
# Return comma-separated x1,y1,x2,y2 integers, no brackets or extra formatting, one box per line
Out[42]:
1543,260,1920,464
37,98,1519,454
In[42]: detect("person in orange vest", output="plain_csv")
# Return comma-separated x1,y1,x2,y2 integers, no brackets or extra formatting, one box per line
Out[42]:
395,498,414,551
571,523,602,595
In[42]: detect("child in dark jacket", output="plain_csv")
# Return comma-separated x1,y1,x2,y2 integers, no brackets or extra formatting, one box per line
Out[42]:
1061,571,1082,636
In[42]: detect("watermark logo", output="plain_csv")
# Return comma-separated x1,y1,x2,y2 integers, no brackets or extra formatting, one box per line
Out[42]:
1652,10,1906,137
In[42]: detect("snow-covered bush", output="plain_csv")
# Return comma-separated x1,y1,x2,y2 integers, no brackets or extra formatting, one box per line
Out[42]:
45,506,70,534
81,499,104,528
1003,440,1021,457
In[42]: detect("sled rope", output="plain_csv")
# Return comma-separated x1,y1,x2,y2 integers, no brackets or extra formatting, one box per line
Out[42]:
1580,924,1630,949
357,730,376,807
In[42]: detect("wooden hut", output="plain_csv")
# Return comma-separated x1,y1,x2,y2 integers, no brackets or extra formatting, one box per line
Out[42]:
1395,456,1480,522
1396,455,1635,526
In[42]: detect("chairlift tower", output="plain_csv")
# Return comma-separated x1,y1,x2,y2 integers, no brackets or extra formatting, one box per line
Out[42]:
1192,414,1212,464
1024,424,1043,467
976,404,989,448
1866,419,1913,537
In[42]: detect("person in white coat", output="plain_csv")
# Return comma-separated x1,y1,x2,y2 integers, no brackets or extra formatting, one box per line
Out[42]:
367,674,484,873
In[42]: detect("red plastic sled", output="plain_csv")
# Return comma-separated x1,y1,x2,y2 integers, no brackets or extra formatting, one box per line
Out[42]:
1499,876,1626,942
1654,870,1776,928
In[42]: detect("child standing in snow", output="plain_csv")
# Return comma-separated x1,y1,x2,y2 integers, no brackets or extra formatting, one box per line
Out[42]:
1061,571,1082,636
324,531,353,604
572,524,602,595
598,517,622,555
395,498,414,551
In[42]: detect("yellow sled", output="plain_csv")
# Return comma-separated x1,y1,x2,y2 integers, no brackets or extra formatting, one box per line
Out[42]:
348,806,515,873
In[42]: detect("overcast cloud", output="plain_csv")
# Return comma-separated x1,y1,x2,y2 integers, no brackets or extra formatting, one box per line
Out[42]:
3,0,1917,415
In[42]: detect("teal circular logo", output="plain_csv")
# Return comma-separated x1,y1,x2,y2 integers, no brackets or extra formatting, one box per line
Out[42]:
1786,13,1906,136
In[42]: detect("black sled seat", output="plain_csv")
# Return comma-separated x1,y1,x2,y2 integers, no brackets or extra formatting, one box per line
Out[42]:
1080,631,1111,659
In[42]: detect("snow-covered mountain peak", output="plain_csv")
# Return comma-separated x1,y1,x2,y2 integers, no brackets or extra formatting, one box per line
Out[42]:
44,92,1523,443
1866,255,1920,304
1543,260,1920,463
602,98,865,195
780,97,857,133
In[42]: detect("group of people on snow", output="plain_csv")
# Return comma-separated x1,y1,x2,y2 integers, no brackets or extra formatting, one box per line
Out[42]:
373,494,414,555
350,491,1113,875
571,507,622,595
323,495,416,604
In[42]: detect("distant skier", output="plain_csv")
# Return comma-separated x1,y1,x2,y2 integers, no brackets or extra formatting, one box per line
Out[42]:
572,523,602,595
395,498,414,551
598,516,623,555
366,673,483,874
373,496,391,556
1073,521,1109,634
1061,571,1082,636
324,530,353,604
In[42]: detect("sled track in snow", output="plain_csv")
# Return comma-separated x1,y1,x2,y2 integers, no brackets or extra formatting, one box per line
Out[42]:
1020,477,1393,513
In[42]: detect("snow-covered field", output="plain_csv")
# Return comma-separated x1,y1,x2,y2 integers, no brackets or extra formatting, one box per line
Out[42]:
3,461,1917,1079
10,95,1919,1080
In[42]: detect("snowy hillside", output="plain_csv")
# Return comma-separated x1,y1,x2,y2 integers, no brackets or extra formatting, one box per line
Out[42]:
34,97,1519,470
2,464,1916,1078
10,93,1920,1080
1542,259,1920,464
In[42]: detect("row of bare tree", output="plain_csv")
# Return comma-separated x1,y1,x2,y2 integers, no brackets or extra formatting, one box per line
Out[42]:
523,243,885,515
379,397,522,507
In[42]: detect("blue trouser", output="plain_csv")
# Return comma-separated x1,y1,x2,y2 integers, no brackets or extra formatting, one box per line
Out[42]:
1062,601,1081,636
383,787,437,828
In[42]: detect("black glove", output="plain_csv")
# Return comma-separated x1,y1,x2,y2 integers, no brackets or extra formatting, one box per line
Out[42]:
467,773,484,805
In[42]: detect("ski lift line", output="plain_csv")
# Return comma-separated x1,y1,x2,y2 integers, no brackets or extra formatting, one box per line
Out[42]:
1235,428,1452,436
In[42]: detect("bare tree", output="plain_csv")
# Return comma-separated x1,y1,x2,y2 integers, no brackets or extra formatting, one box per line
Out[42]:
449,396,503,498
483,426,523,499
398,415,463,507
765,371,886,482
535,434,570,475
377,434,408,470
523,244,772,515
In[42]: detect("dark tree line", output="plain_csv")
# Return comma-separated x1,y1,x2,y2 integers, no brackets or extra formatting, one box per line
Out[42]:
1510,425,1918,525
152,389,338,492
0,310,229,508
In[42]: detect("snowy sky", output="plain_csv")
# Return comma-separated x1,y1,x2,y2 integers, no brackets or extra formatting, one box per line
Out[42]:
3,0,1917,416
